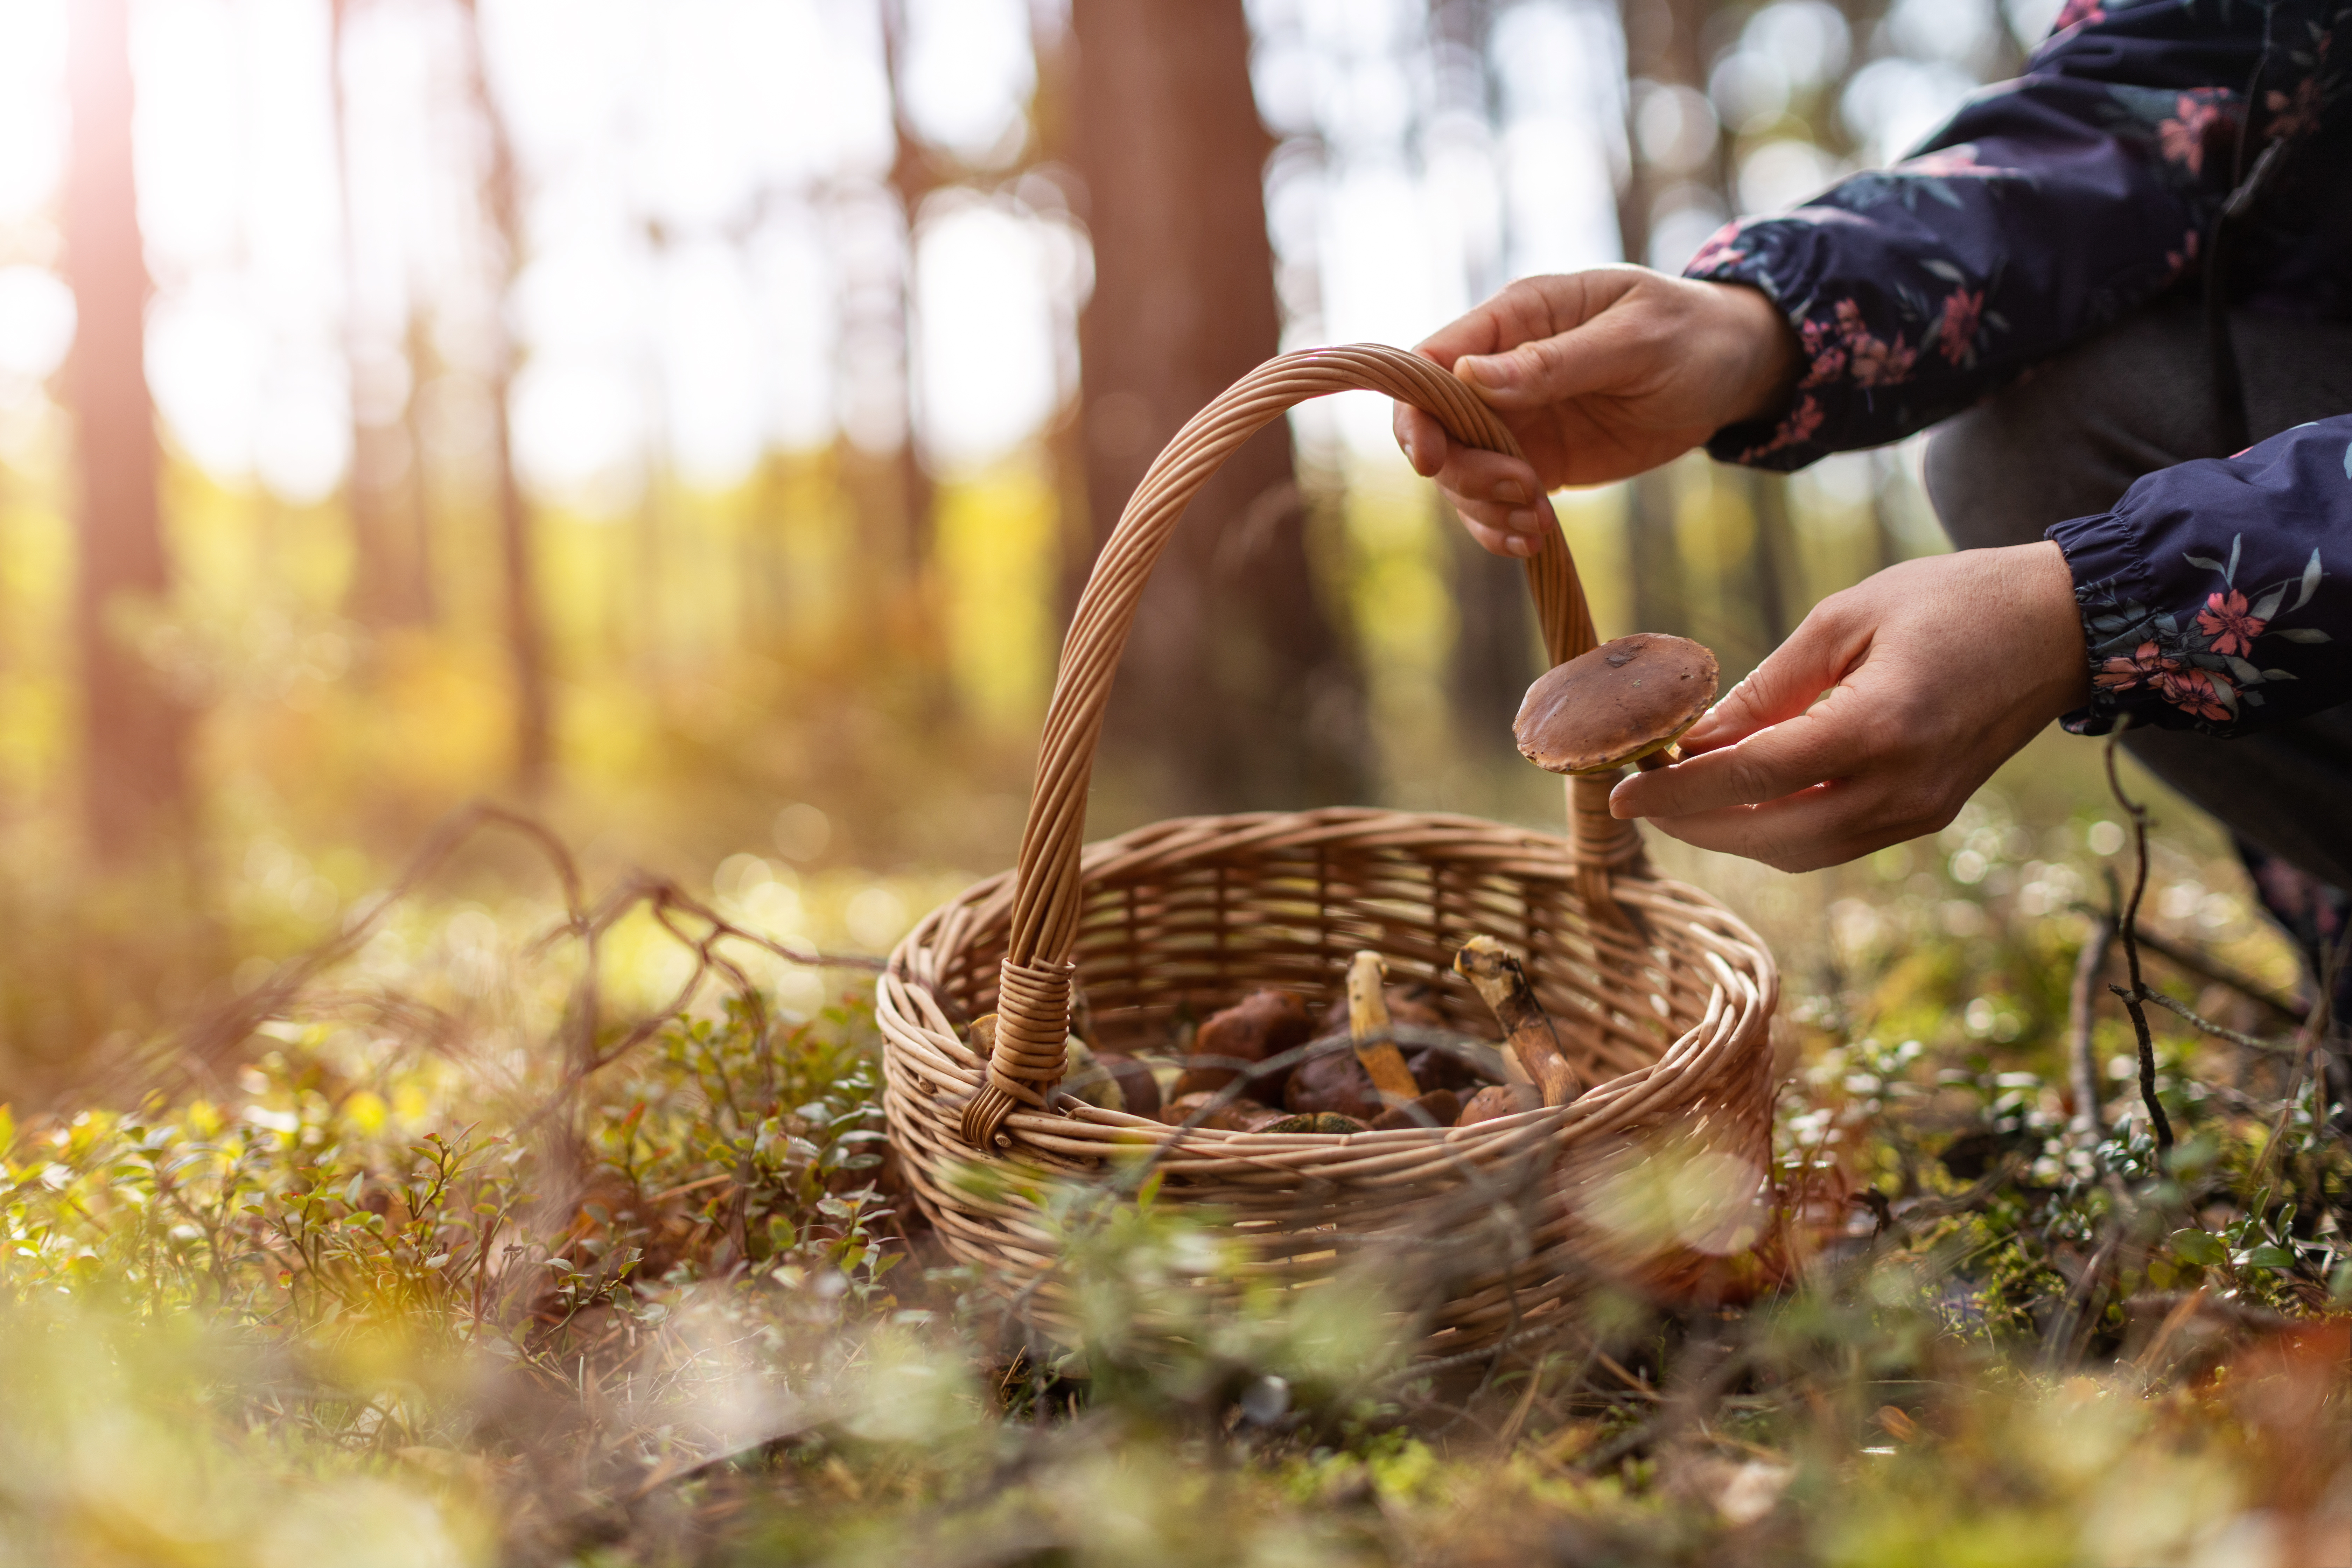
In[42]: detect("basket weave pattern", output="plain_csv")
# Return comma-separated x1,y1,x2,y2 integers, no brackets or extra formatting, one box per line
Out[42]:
877,345,1778,1347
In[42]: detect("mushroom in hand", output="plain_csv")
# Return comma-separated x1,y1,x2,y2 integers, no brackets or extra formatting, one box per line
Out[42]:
1514,632,1718,776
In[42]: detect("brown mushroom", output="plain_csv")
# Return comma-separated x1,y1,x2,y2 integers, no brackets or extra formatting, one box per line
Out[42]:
1319,981,1444,1038
1405,1045,1488,1096
1161,1091,1270,1132
1513,632,1718,776
1455,1082,1541,1126
1368,1088,1461,1130
1059,1036,1124,1110
1173,987,1314,1101
1453,936,1582,1106
1098,1052,1161,1119
1346,951,1424,1108
1282,1049,1380,1120
1257,1111,1369,1135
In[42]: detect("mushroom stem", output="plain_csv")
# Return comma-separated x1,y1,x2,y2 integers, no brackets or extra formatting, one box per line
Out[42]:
1345,951,1422,1104
1452,937,1581,1106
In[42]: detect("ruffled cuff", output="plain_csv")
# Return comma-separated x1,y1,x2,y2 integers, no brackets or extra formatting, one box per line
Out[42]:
1685,221,1998,473
1686,244,1836,473
2050,511,2151,736
2051,509,2264,739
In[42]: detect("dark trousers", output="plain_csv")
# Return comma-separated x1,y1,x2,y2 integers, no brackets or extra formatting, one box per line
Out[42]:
1923,299,2352,894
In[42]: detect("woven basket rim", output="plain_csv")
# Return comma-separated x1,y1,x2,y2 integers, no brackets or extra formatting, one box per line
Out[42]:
881,806,1777,1159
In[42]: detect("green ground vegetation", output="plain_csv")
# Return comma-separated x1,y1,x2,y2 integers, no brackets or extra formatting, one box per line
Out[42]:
2,740,2347,1568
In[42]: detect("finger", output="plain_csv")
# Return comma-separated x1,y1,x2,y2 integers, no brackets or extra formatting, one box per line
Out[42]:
1448,492,1554,557
1394,402,1451,476
1678,600,1870,753
1454,331,1643,412
1423,272,1637,371
1611,690,1869,819
1432,446,1547,511
1450,288,1655,411
1457,514,1538,559
1414,280,1554,369
1643,782,1901,874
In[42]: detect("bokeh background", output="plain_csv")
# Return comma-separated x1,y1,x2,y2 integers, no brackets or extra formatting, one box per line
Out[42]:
8,10,2346,1563
0,0,2123,1090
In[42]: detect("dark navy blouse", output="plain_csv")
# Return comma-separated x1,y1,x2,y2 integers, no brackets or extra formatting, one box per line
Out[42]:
1684,0,2352,737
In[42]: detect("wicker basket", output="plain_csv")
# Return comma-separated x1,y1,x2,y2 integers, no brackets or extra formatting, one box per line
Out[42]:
877,345,1778,1351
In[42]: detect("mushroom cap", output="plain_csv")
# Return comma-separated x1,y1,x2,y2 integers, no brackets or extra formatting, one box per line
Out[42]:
1513,632,1719,775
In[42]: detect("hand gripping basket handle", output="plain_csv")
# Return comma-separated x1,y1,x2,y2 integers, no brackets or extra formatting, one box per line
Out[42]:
960,343,1638,1149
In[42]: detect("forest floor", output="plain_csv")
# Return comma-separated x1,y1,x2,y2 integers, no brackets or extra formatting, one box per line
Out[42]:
1,734,2347,1568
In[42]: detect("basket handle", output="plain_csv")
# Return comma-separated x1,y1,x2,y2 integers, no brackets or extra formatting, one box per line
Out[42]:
960,343,1637,1149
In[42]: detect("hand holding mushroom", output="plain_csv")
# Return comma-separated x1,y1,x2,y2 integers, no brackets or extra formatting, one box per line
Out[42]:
1605,545,2088,872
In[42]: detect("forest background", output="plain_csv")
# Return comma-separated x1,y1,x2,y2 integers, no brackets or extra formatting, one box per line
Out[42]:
0,0,2045,1085
4,2,2347,1566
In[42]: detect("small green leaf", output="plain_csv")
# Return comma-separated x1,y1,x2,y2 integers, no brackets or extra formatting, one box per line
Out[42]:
2241,1244,2297,1270
2169,1228,2227,1267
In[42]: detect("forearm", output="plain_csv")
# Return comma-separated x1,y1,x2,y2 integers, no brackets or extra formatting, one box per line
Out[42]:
1686,0,2317,469
2054,414,2352,737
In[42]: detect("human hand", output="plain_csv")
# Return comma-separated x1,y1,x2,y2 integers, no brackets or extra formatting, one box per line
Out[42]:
1609,543,2092,873
1393,268,1798,558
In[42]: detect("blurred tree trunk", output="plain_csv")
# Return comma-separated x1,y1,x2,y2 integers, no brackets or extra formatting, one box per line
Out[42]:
1616,0,1707,646
330,0,430,628
1064,0,1362,814
65,0,188,860
1430,0,1541,738
1615,0,1900,657
457,0,551,797
876,0,950,714
878,0,938,589
400,306,439,618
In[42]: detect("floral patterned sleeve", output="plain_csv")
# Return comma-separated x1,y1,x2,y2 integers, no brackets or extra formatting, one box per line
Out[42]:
1681,0,2345,469
2053,417,2351,737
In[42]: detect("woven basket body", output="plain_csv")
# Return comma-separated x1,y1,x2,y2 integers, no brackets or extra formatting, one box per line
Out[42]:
878,346,1778,1350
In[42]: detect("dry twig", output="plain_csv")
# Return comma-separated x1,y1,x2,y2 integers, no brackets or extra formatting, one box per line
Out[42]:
2103,734,2175,1153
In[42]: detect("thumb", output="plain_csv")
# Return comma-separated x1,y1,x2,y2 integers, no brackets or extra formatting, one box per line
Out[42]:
1450,273,1647,410
1679,605,1867,754
1454,323,1646,412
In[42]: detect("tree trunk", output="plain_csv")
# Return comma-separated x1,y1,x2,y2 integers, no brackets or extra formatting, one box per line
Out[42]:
457,0,551,797
399,306,439,620
877,0,951,715
330,0,430,628
1613,0,1718,646
1430,0,1540,747
64,0,188,860
1065,0,1362,815
1447,503,1539,754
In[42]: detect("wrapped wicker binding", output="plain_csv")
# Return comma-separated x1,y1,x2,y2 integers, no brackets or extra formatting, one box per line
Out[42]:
877,345,1779,1351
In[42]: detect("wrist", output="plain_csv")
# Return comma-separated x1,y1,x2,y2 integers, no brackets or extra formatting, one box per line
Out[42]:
2011,540,2093,715
1702,281,1800,426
